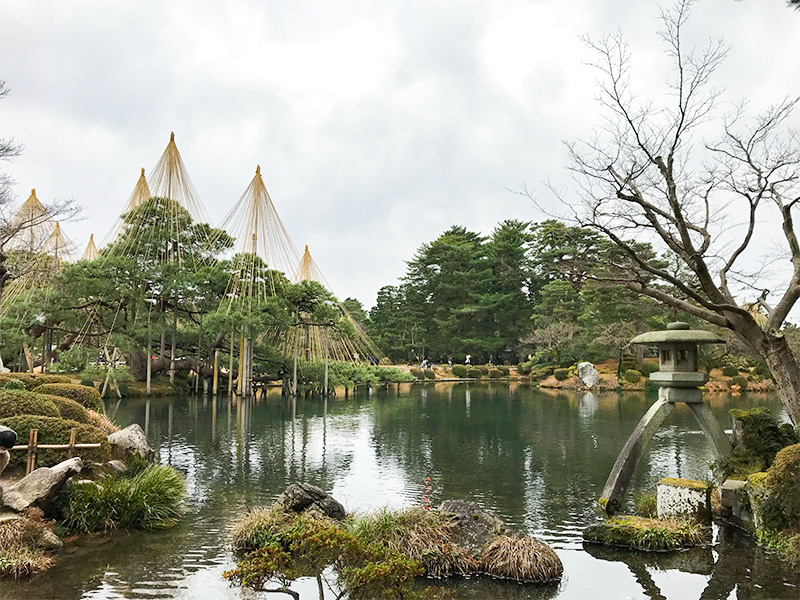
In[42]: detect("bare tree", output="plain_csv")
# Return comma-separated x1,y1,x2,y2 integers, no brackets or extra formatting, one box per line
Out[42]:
0,79,80,305
559,0,800,423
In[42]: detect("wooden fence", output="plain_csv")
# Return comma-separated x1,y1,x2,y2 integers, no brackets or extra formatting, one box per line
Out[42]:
10,428,102,474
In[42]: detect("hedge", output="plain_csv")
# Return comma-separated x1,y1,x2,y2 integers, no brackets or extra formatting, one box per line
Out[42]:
0,373,72,391
722,366,739,378
451,365,468,378
496,366,510,375
624,369,642,384
554,368,570,381
531,366,555,380
488,369,503,379
467,368,483,378
478,366,489,375
49,397,92,424
731,375,748,390
0,415,110,468
639,362,660,377
409,368,425,380
423,369,435,380
0,390,60,420
32,384,103,412
517,361,534,376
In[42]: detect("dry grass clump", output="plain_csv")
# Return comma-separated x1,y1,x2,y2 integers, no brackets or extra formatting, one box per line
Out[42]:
0,508,55,579
229,504,338,551
87,409,120,433
348,507,477,577
479,535,563,582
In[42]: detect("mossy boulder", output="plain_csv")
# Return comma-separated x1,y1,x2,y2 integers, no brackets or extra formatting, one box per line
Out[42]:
720,407,799,478
583,515,711,551
747,443,800,533
31,384,103,412
0,415,110,469
0,374,72,391
0,390,60,420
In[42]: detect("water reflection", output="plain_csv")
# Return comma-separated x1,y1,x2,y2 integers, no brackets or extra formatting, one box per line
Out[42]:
1,385,797,600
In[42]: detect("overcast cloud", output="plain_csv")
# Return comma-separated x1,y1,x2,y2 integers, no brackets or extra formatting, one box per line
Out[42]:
1,0,798,309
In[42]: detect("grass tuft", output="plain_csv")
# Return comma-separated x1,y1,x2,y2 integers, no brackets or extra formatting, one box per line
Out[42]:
583,515,710,551
479,535,563,582
0,508,55,579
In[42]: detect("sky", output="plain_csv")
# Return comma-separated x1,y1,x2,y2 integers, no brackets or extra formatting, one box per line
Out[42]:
1,0,799,311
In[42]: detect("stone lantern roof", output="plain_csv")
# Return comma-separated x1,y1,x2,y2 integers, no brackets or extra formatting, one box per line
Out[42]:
630,322,724,345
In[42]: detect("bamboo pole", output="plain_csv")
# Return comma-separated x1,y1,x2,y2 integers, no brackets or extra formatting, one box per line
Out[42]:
228,331,234,398
67,428,76,458
146,305,152,395
213,348,220,395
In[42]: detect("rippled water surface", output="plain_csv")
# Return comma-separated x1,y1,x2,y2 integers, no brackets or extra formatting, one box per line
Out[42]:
2,383,799,599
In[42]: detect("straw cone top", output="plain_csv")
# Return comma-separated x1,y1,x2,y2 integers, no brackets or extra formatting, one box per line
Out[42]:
82,233,99,261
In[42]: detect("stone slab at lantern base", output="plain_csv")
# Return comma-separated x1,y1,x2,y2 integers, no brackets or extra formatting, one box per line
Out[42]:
657,478,711,524
650,371,709,388
658,386,703,403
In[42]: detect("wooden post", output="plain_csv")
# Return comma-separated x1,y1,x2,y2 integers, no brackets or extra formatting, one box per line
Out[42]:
228,332,234,398
237,333,245,396
26,429,38,475
212,349,220,395
67,428,76,458
146,308,152,395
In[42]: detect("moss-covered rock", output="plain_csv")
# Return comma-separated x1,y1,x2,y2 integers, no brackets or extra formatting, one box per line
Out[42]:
0,390,60,420
582,515,711,551
720,408,799,478
31,384,103,412
0,415,110,469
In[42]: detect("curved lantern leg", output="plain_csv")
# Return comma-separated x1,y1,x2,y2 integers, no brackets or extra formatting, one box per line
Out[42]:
600,399,675,515
687,402,733,461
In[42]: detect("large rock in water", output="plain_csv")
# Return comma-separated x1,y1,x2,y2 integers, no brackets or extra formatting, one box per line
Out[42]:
437,499,507,557
276,483,346,520
577,362,599,388
109,423,154,462
1,457,82,513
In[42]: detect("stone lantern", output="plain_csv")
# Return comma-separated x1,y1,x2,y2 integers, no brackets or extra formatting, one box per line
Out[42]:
599,322,732,515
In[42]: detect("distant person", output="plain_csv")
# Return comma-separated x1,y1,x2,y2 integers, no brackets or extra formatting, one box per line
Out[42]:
447,355,453,367
465,354,471,365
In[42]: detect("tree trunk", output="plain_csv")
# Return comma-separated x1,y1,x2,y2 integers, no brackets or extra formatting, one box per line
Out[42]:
759,334,800,426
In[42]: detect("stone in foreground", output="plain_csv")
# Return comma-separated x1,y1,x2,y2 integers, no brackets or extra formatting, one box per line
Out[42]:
437,499,507,557
2,457,82,513
657,478,712,524
276,482,346,520
108,424,154,462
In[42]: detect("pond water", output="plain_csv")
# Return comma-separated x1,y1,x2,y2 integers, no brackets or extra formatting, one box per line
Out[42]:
2,382,799,600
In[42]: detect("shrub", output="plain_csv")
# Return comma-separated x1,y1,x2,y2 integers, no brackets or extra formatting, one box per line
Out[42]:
0,415,109,468
487,369,503,379
530,366,555,380
0,373,72,391
714,408,798,478
2,379,26,391
730,375,748,390
722,366,739,378
467,368,483,378
639,362,659,377
0,508,55,579
478,366,489,375
409,368,425,380
451,364,468,378
554,368,570,381
517,360,534,376
751,361,773,381
497,366,510,375
0,390,60,420
79,377,95,388
624,369,642,384
59,464,186,533
633,492,658,518
49,397,91,424
32,384,103,412
423,369,435,380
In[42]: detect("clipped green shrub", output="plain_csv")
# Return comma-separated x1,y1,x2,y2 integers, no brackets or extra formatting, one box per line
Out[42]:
618,350,638,373
409,368,425,380
730,375,748,390
0,415,109,468
2,379,27,391
0,390,60,420
32,384,103,412
79,377,95,388
624,369,642,384
639,362,659,377
423,369,435,380
451,364,468,378
59,464,186,533
554,368,570,381
517,360,534,376
467,368,483,378
0,373,72,391
49,397,91,424
478,366,489,375
722,366,739,378
531,366,555,380
488,369,502,379
496,365,510,375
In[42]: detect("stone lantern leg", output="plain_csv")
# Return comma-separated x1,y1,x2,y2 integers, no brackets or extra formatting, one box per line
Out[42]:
599,322,733,515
